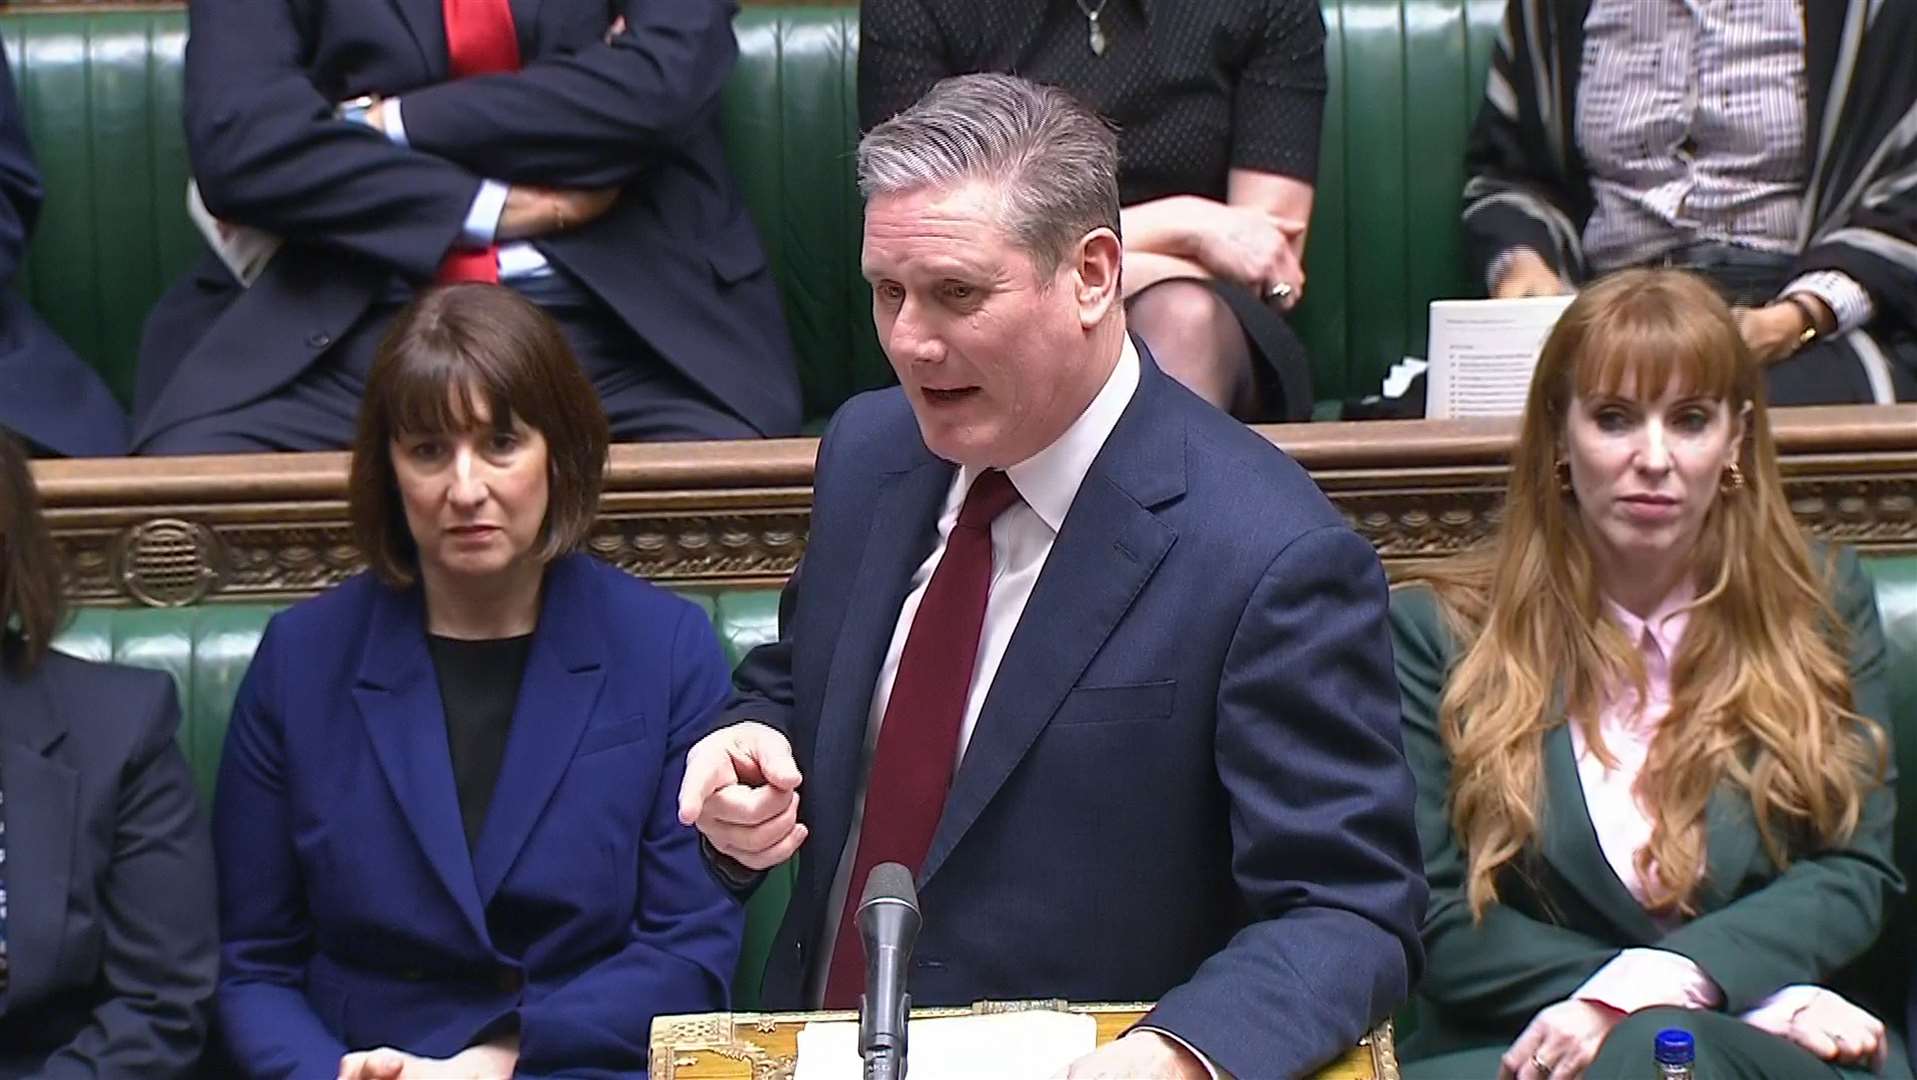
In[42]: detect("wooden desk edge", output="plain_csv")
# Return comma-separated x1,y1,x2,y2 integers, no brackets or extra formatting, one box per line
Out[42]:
650,1003,1396,1079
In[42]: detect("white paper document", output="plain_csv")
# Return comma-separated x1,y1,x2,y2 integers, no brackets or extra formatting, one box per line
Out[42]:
186,180,283,288
793,1010,1098,1080
1424,295,1576,419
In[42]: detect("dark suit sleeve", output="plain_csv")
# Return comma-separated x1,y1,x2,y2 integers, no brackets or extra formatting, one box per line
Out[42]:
716,557,799,739
394,0,738,189
213,620,355,1078
1143,526,1426,1080
512,602,744,1076
0,48,43,285
1459,0,1587,286
856,0,954,131
1389,585,1623,1027
183,0,486,278
1657,549,1904,1012
36,678,218,1080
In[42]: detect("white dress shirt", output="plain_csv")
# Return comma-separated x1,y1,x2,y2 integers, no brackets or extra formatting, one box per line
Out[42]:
1572,0,1874,331
376,103,554,280
808,336,1140,1001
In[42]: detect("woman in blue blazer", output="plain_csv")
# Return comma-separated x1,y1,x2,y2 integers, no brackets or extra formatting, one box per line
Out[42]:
0,432,217,1077
213,285,743,1079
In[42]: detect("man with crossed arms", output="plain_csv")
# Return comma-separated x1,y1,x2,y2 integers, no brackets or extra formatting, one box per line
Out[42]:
679,74,1424,1080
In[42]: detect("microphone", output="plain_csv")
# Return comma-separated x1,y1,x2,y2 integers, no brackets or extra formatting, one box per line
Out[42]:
856,862,921,1080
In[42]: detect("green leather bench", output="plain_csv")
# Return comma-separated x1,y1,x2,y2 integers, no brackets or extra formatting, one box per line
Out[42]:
0,0,1501,422
46,555,1917,1027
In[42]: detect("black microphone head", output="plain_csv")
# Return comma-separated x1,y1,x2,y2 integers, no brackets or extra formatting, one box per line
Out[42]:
859,862,919,913
857,861,922,945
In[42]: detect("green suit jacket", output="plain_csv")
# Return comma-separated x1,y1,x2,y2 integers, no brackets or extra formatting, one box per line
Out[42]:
1389,546,1904,1061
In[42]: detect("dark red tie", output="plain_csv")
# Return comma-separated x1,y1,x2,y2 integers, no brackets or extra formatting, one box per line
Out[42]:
435,0,521,284
822,470,1023,1008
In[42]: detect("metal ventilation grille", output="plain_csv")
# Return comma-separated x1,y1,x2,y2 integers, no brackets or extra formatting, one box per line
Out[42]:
116,519,221,607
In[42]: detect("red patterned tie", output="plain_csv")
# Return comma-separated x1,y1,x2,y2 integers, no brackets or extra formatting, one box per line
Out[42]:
821,470,1024,1008
435,0,521,284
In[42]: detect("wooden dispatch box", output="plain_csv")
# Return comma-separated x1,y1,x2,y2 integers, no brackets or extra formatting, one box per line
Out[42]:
650,1001,1398,1079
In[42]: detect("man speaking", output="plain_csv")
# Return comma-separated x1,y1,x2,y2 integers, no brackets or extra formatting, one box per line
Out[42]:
679,74,1424,1080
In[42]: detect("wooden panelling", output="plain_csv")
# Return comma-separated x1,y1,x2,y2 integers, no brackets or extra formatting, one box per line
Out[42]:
35,405,1917,606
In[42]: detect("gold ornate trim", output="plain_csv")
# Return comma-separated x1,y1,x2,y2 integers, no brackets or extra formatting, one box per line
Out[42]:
647,1004,1391,1079
35,405,1917,607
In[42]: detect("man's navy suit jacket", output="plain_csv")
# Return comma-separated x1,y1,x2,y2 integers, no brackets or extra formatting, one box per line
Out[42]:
134,0,800,447
724,344,1428,1080
213,555,744,1078
0,48,128,456
0,650,217,1078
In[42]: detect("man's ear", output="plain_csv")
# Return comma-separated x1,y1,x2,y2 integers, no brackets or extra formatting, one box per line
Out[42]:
1073,227,1123,329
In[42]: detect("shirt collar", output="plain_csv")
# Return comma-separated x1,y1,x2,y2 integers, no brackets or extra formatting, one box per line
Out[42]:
1603,578,1696,662
956,335,1139,535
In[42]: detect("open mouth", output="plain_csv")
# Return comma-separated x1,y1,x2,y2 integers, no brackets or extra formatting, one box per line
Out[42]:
922,386,980,405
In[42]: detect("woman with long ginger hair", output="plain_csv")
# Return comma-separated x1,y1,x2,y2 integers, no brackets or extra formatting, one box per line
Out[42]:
1392,269,1902,1080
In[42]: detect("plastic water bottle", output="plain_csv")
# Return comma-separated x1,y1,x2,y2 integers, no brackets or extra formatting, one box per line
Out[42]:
1655,1028,1695,1079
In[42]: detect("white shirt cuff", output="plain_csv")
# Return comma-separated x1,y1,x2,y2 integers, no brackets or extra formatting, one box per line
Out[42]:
1133,1026,1224,1080
380,98,410,147
1572,949,1723,1014
460,179,509,250
1783,271,1875,335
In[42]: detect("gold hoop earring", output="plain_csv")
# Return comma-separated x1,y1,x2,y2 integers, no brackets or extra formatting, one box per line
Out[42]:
1721,462,1745,492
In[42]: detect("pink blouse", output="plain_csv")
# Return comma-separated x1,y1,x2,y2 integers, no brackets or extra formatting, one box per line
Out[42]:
1568,585,1845,1029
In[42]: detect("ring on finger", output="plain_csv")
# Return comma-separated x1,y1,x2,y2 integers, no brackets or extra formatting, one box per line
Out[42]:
1265,280,1294,302
1531,1052,1553,1076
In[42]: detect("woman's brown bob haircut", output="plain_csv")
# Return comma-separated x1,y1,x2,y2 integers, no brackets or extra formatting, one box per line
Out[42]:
0,431,63,673
349,284,610,587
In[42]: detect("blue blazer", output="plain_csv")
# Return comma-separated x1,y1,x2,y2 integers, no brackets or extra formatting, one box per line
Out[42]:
725,344,1427,1080
0,649,216,1079
133,0,800,447
0,48,128,457
214,554,743,1079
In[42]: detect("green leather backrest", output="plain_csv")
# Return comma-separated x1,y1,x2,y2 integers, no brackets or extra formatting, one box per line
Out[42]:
0,0,1506,418
1,9,195,408
1303,0,1504,401
1862,557,1917,1016
723,6,893,424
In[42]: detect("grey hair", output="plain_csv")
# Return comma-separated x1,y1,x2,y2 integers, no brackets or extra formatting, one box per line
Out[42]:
857,73,1121,277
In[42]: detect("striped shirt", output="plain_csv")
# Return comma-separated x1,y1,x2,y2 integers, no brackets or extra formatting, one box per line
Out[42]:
1574,0,1873,331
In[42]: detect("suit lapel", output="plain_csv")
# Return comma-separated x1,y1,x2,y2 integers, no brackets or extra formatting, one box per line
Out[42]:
470,557,605,902
350,584,489,943
1693,784,1761,913
392,0,449,78
803,456,951,903
1539,724,1662,944
0,672,75,1007
918,346,1182,887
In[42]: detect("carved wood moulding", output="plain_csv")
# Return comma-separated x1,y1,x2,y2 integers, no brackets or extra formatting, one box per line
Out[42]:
33,405,1917,608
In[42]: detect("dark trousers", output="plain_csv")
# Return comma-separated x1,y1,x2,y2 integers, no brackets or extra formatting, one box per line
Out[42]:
137,277,756,454
1640,243,1917,407
1406,1007,1911,1080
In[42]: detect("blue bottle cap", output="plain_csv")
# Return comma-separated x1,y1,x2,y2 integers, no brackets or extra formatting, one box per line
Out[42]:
1655,1028,1696,1065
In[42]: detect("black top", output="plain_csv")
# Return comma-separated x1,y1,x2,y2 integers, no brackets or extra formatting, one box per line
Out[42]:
427,634,534,851
858,0,1327,203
